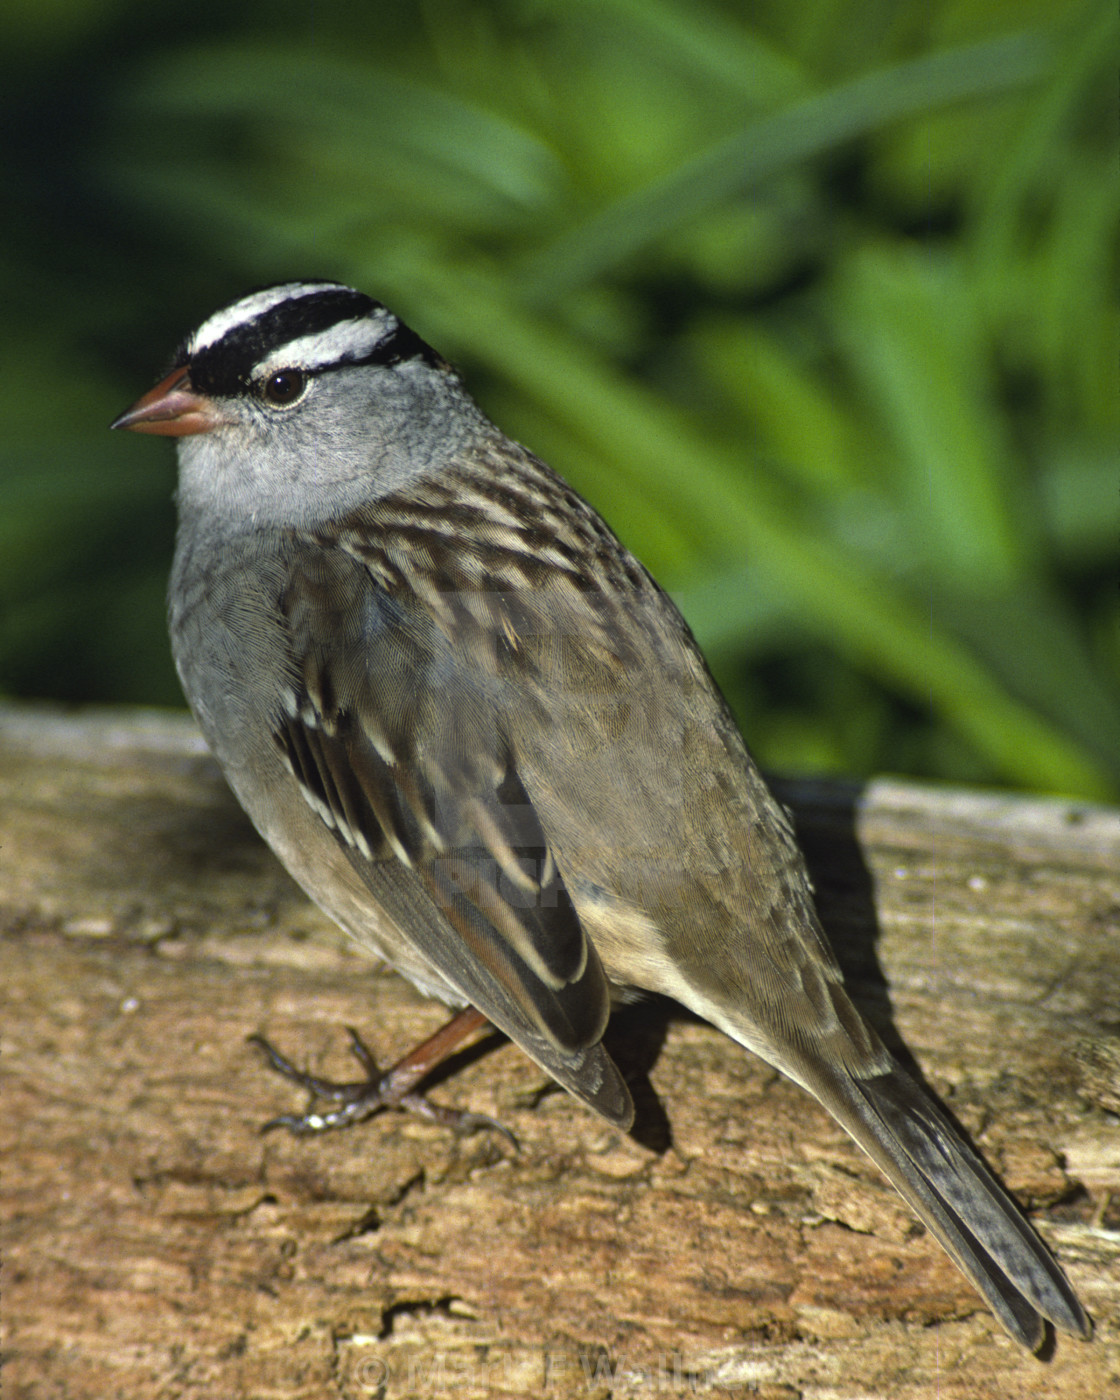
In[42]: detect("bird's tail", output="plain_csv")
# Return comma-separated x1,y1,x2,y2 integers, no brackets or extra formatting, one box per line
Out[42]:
803,1059,1090,1350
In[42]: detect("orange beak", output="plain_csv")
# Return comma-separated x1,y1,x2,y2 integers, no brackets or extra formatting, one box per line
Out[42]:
110,367,228,436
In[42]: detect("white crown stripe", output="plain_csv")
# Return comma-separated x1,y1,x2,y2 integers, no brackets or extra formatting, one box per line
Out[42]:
189,282,346,355
255,314,398,376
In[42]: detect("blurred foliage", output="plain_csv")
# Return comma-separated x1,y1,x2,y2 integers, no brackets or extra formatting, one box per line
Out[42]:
1,0,1116,798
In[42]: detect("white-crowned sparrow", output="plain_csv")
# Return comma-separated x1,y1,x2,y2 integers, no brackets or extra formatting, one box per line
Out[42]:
112,280,1089,1351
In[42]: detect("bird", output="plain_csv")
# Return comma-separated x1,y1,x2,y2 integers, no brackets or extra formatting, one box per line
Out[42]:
112,279,1090,1351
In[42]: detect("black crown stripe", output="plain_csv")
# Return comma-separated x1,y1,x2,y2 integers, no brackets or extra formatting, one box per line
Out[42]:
187,285,399,397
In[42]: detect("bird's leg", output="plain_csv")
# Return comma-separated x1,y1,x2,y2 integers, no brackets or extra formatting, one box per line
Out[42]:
249,1006,516,1144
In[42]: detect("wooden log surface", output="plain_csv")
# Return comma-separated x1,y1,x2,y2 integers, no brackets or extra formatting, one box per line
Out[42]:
2,702,1118,1399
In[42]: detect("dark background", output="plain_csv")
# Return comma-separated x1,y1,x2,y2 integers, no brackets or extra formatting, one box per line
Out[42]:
2,0,1116,799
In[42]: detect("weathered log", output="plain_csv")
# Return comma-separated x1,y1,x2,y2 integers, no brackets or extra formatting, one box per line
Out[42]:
2,703,1117,1399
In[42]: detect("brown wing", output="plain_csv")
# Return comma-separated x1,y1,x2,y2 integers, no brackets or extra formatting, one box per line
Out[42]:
271,529,633,1127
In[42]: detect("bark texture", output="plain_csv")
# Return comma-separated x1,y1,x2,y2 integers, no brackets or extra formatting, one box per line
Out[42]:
2,703,1118,1399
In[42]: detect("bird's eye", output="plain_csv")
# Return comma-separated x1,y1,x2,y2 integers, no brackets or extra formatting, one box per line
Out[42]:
260,369,307,406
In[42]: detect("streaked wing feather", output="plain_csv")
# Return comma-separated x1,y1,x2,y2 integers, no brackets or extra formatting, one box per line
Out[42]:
272,536,632,1126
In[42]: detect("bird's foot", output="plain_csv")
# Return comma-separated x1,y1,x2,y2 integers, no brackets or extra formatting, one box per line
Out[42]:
248,1006,516,1145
